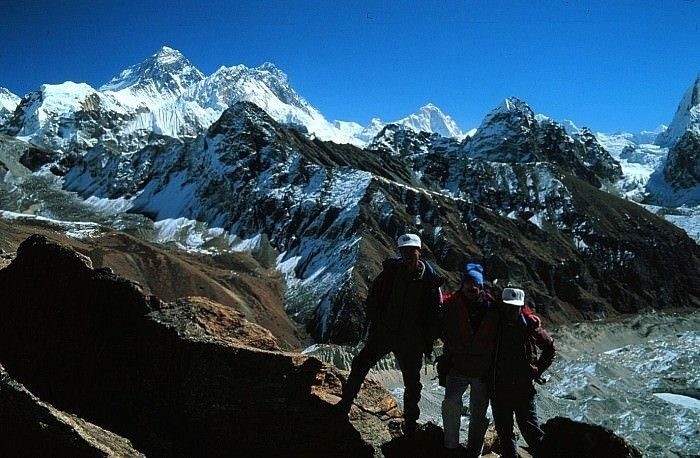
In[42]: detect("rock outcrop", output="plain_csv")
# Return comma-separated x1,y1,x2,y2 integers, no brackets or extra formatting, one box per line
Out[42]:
0,363,144,457
664,130,700,192
540,416,643,458
0,235,397,456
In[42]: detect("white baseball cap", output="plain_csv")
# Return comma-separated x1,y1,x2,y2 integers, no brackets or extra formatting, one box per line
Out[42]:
396,233,422,249
502,288,525,306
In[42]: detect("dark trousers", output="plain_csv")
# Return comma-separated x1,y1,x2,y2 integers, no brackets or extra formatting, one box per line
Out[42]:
341,333,423,423
492,385,544,457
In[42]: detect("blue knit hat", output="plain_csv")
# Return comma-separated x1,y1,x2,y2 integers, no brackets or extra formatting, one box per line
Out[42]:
463,262,484,286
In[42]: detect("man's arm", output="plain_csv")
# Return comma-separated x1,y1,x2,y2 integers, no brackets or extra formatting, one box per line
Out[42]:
522,306,542,328
365,267,390,324
532,327,555,376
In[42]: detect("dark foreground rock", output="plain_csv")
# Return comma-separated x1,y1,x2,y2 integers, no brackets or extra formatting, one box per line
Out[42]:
540,416,643,458
0,235,398,456
0,363,144,457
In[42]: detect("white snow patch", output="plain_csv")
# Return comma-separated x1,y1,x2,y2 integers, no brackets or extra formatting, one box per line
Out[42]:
653,393,700,411
84,196,133,214
0,210,101,239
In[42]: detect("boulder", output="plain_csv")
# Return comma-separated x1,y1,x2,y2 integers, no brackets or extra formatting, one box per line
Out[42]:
0,363,144,457
539,416,643,458
0,234,395,456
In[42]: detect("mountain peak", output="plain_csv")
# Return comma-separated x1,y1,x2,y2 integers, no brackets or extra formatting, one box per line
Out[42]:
99,46,205,102
394,103,464,138
153,45,186,64
498,96,534,116
0,87,20,112
466,97,540,161
257,62,288,83
655,73,700,147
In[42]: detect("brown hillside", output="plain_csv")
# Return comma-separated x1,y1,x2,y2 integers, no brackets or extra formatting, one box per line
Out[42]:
0,217,304,350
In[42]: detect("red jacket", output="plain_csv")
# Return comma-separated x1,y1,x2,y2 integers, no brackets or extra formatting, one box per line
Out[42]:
442,289,540,378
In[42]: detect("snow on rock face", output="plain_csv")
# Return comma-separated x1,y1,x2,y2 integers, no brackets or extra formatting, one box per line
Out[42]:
466,97,541,162
181,63,362,146
336,104,467,147
663,131,700,193
100,46,205,108
3,82,138,152
2,47,469,157
393,103,465,139
2,47,365,155
656,74,700,148
0,88,20,124
63,101,378,342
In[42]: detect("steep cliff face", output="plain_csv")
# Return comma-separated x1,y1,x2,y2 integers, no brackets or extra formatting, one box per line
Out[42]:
664,130,700,193
655,74,700,148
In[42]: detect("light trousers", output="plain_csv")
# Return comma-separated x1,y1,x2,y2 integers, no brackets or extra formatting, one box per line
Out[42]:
441,369,490,455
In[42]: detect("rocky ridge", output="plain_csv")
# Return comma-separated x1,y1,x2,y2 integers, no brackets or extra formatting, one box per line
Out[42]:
3,97,699,345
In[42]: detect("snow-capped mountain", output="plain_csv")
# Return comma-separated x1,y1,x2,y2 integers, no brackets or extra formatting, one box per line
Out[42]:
2,46,471,157
179,62,359,145
0,88,20,124
655,74,700,148
4,81,136,152
1,47,364,153
462,97,622,187
46,97,696,345
1,47,699,347
334,104,466,146
333,118,384,145
538,109,698,240
393,103,464,139
466,97,541,161
100,46,205,109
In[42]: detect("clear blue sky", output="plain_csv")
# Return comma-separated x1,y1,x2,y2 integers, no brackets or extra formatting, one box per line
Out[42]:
2,0,699,133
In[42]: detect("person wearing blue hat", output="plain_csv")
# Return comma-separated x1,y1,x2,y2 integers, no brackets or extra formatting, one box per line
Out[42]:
440,264,541,456
440,262,497,456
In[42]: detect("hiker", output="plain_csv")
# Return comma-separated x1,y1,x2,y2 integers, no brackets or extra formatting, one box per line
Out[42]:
335,233,444,434
441,265,540,456
491,287,555,458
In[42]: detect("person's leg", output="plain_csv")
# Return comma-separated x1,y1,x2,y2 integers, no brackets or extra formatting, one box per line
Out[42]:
394,347,424,431
441,370,470,448
491,390,517,458
514,390,544,455
465,377,490,457
337,335,388,413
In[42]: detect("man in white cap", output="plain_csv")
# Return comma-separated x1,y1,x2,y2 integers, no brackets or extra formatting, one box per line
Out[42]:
335,233,444,435
492,288,555,458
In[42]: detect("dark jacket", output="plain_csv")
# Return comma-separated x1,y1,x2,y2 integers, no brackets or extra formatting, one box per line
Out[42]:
493,313,555,391
441,289,499,377
365,257,444,352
